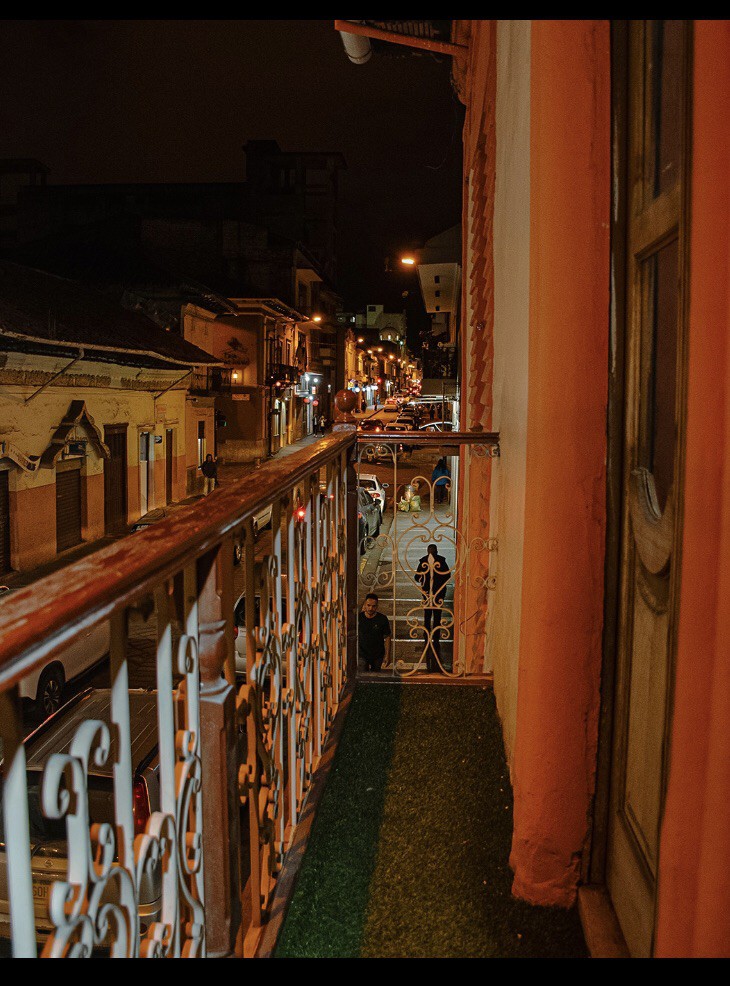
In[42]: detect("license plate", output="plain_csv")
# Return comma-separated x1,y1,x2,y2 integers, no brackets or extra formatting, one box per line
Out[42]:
32,881,50,903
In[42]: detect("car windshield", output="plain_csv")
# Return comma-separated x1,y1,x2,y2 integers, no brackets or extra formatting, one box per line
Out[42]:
360,480,376,490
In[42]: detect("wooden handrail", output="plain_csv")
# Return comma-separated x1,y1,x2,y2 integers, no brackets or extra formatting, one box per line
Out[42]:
0,430,356,689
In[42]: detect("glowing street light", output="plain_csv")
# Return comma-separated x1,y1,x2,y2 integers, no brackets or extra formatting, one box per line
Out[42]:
313,315,322,323
401,256,416,266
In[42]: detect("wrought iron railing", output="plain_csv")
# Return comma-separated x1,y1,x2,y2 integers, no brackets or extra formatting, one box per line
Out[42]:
355,431,499,677
0,430,356,958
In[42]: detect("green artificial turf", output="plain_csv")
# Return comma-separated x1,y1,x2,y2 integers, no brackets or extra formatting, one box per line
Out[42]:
275,683,588,959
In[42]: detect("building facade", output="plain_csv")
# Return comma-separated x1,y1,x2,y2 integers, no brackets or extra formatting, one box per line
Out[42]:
453,17,730,958
0,262,219,575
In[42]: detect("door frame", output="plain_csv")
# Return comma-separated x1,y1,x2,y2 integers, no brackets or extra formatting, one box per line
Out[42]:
586,18,694,952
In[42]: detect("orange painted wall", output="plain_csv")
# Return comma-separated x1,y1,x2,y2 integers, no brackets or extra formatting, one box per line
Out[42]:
127,463,140,521
655,21,730,958
509,20,610,907
10,483,56,570
82,471,104,541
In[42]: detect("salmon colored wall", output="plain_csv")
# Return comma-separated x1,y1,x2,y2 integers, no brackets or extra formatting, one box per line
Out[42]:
509,20,610,907
656,21,730,958
10,482,56,570
127,463,140,520
82,471,104,541
154,456,166,506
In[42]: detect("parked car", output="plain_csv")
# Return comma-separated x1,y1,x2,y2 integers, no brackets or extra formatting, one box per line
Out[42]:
419,421,454,432
233,571,290,674
358,418,385,433
358,474,389,518
0,586,109,718
358,487,381,543
0,688,162,948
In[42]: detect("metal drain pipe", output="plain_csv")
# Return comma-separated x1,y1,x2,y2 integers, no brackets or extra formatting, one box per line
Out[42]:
337,22,372,64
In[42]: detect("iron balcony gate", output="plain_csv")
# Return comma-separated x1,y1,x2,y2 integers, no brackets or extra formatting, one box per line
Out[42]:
356,431,499,677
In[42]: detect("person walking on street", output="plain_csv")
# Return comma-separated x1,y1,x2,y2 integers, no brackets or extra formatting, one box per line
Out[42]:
431,457,451,505
319,413,326,434
200,453,218,495
358,593,392,672
415,544,451,673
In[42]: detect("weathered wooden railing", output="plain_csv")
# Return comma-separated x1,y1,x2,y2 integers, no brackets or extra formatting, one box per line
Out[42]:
0,430,356,958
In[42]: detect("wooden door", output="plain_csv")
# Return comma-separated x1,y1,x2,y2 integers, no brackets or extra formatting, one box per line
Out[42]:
0,470,10,575
165,429,173,505
56,465,82,553
606,20,691,957
104,425,128,532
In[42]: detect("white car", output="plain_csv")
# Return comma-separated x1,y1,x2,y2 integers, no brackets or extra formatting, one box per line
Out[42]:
358,474,388,518
233,574,290,673
0,586,109,717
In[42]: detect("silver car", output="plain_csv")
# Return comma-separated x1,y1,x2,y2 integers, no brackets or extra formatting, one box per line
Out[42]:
0,688,162,952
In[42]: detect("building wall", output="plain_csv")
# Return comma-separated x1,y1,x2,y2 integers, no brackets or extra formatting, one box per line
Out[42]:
0,368,188,572
655,21,730,958
509,19,610,908
485,18,532,764
185,398,215,495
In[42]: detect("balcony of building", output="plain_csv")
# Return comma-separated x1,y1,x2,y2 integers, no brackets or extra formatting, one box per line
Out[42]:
0,420,602,959
189,366,233,396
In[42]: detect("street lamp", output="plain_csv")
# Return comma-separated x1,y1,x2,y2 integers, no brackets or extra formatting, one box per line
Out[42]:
313,315,322,323
401,256,416,266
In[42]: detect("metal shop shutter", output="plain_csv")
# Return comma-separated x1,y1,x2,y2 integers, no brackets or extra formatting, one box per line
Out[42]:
0,471,10,575
56,467,82,553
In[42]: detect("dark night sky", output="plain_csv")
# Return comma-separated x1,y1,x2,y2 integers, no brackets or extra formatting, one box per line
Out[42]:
0,19,464,333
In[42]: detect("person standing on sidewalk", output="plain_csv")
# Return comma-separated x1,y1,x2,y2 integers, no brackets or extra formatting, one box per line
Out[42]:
358,593,392,671
200,453,218,495
415,543,451,672
319,413,326,434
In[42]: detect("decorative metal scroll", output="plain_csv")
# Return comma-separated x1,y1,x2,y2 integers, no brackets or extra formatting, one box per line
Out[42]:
357,437,497,677
0,571,206,958
237,450,349,935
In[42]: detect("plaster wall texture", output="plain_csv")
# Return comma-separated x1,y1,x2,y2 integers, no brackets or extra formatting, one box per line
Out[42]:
9,483,55,570
486,18,531,768
0,375,188,569
82,471,104,541
185,401,215,494
656,21,730,958
184,310,258,386
509,19,610,908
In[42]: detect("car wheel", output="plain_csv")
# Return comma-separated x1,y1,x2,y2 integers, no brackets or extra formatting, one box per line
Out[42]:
36,665,65,718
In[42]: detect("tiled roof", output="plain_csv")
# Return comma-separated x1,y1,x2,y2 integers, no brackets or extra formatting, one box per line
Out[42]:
0,261,220,367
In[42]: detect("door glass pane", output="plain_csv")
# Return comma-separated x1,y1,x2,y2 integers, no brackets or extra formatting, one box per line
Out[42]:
649,20,684,198
642,238,679,512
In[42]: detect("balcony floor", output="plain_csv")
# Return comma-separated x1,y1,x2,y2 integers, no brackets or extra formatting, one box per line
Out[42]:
275,683,588,958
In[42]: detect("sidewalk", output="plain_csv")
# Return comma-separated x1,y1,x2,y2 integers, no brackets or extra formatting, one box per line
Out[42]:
216,431,327,485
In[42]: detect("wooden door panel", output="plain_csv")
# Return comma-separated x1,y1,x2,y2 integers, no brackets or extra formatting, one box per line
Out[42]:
605,19,691,957
623,567,670,870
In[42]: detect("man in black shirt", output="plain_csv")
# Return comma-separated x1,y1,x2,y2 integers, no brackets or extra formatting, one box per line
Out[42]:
415,544,451,673
358,593,392,672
